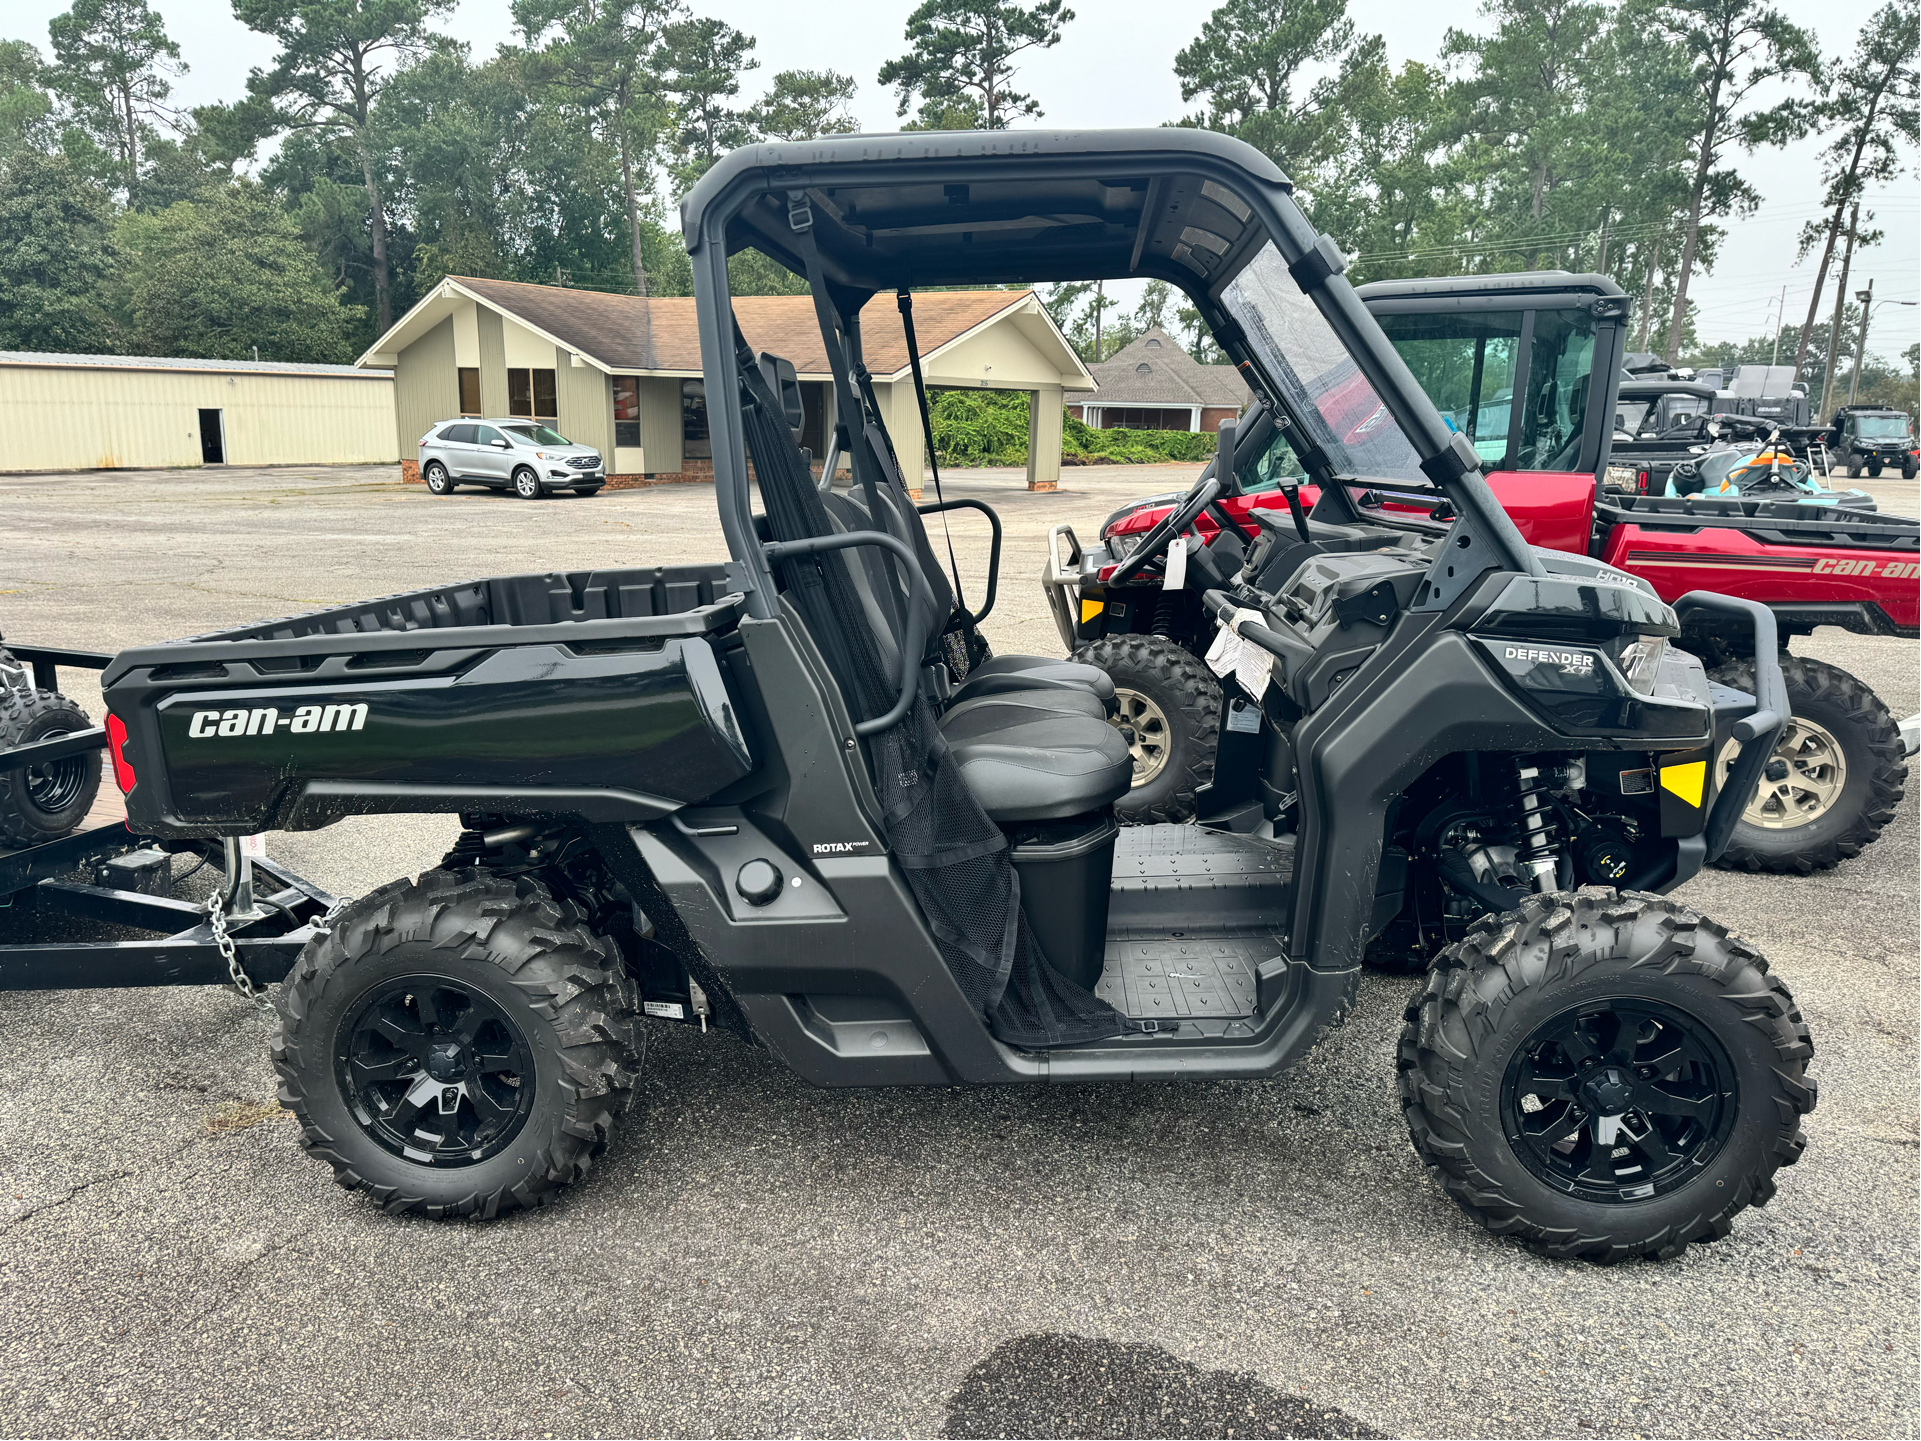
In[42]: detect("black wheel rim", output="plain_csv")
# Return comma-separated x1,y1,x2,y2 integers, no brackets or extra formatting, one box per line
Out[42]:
335,975,536,1166
1501,997,1737,1204
23,728,89,814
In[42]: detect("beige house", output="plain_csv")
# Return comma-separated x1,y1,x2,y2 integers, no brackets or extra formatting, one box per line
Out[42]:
358,278,1094,491
1069,328,1249,435
0,351,396,473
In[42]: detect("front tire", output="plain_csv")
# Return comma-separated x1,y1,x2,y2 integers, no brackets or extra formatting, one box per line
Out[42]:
423,462,455,495
273,869,641,1219
1846,455,1863,478
0,677,103,847
1709,655,1906,873
1399,888,1815,1263
513,467,543,499
1072,634,1220,822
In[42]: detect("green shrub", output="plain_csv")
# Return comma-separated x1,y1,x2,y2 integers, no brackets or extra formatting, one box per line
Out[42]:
928,389,1219,467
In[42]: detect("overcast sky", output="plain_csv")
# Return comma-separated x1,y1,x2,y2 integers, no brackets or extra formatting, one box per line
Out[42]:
7,0,1916,361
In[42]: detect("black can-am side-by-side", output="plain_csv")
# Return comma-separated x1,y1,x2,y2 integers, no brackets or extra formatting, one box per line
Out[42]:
88,131,1813,1260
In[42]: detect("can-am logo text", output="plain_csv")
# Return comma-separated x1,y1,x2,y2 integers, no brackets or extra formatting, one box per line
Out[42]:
186,704,367,738
1504,646,1595,674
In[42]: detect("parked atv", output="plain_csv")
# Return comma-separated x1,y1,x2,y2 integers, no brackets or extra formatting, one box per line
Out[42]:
97,132,1813,1260
1827,405,1918,479
0,643,102,848
1052,271,1914,873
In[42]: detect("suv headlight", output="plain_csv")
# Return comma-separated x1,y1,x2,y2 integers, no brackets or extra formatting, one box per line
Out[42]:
1616,636,1668,695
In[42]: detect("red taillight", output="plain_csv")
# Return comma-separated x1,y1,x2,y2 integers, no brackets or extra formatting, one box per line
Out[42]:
1638,469,1651,494
105,712,135,794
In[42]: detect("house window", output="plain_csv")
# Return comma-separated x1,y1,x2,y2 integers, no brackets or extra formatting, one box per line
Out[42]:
507,368,557,419
1102,407,1192,431
612,376,641,448
458,367,480,415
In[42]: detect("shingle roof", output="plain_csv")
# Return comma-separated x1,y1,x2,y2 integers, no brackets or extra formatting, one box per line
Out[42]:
1084,328,1248,407
0,351,388,377
446,277,1032,377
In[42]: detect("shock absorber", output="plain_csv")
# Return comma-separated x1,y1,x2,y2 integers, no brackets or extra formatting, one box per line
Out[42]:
1512,758,1562,892
1151,591,1180,636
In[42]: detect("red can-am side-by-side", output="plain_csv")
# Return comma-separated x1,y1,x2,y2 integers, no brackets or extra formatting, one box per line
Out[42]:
1051,271,1915,877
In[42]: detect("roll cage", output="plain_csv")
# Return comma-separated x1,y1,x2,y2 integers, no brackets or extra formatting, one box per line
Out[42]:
679,129,1540,614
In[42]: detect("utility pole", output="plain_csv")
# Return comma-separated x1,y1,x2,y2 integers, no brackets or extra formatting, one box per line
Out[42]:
1092,279,1105,363
1770,284,1787,366
1819,203,1861,420
1849,279,1874,404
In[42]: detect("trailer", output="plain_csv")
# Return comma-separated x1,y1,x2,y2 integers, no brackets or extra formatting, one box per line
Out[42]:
0,638,339,996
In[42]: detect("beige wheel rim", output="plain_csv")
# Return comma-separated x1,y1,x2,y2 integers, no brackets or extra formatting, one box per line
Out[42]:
1112,687,1171,788
1717,717,1848,830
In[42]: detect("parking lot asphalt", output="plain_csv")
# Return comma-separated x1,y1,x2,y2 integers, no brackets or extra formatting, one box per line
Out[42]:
1,464,1916,1439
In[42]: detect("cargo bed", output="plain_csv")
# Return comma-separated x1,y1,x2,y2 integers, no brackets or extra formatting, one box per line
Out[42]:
102,565,760,837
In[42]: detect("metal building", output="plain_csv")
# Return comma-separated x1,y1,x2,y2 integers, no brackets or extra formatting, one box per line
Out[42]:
0,352,397,473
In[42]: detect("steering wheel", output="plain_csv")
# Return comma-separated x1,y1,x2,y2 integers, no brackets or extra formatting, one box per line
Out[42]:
1108,473,1223,586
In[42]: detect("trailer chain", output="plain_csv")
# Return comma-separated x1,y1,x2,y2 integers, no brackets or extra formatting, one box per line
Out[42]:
206,891,274,1015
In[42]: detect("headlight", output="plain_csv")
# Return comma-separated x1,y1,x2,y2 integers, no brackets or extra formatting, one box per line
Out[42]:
1616,636,1667,695
1105,532,1141,561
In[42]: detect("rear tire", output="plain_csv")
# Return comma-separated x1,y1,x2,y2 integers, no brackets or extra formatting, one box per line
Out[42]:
1867,459,1884,478
0,674,103,847
423,462,454,495
1073,634,1219,822
1399,888,1815,1263
272,869,641,1219
1709,655,1906,873
513,467,543,500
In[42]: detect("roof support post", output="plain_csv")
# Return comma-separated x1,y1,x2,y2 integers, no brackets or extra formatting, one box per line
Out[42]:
1026,385,1062,492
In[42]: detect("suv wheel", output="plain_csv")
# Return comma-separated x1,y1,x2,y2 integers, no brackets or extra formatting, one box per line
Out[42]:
1709,655,1907,873
1866,458,1884,478
513,467,543,500
1846,455,1864,478
273,869,641,1219
423,461,454,495
1400,888,1815,1263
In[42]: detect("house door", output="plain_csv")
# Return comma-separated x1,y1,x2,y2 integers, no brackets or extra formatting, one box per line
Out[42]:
198,410,225,464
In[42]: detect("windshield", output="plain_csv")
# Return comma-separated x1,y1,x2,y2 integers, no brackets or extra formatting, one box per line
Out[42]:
503,424,572,446
1222,243,1428,484
1856,415,1912,439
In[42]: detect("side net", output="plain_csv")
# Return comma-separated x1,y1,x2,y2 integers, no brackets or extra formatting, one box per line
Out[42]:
734,330,1124,1048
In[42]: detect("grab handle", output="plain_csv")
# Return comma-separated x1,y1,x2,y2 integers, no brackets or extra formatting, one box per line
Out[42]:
763,530,934,737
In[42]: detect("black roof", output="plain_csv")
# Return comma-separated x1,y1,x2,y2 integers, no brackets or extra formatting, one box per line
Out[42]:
1619,380,1718,400
678,128,1297,296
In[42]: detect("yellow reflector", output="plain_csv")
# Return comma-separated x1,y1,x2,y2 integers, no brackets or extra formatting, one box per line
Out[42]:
1660,760,1707,808
1080,598,1105,623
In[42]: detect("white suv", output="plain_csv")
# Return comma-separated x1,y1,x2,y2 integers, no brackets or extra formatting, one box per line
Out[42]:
417,420,605,498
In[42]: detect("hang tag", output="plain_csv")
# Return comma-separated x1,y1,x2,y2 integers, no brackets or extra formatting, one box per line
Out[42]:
239,833,268,860
1205,608,1274,700
1225,699,1262,734
1162,536,1188,591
